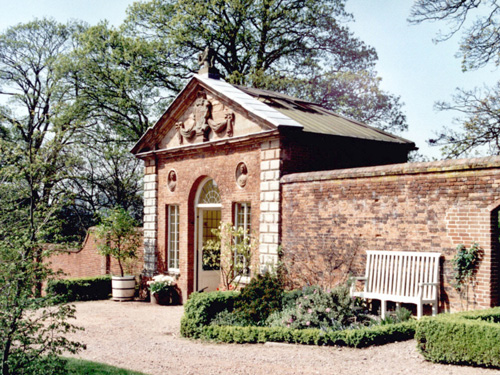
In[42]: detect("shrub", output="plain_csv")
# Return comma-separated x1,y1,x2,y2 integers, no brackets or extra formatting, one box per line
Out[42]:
416,307,500,368
181,289,417,347
279,284,356,330
180,291,239,338
46,276,112,302
380,307,412,325
200,321,416,347
234,273,283,325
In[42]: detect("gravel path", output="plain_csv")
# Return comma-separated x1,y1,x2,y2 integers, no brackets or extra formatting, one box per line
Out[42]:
67,300,497,375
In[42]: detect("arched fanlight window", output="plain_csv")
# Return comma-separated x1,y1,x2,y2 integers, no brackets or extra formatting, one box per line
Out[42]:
198,179,221,204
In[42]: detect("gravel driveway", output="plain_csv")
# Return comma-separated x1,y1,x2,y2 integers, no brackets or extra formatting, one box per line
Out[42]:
67,300,497,375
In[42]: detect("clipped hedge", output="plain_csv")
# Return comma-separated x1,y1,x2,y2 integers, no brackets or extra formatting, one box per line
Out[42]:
46,275,112,302
416,307,500,368
180,291,239,338
180,291,416,347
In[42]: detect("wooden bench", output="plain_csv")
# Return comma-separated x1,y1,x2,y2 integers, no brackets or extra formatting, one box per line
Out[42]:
350,250,440,319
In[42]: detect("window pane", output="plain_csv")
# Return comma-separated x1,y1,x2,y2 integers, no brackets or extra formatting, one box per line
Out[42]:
168,205,179,270
234,203,251,276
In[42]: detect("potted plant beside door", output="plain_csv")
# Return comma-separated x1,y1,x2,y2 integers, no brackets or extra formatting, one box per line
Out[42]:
95,207,141,301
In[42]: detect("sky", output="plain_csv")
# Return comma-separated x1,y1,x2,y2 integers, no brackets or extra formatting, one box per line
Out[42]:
0,0,496,159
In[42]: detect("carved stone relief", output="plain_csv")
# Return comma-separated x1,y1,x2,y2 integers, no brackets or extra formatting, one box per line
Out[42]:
175,92,234,144
167,169,177,192
235,162,248,188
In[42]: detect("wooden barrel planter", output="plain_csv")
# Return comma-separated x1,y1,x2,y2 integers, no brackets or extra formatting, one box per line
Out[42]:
111,275,136,301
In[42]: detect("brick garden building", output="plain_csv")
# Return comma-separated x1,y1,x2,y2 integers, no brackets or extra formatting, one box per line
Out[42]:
132,69,500,312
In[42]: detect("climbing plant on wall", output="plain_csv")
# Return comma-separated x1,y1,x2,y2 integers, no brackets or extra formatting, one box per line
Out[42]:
451,242,482,311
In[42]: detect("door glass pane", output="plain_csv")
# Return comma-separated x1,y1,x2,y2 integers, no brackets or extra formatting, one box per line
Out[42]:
202,210,221,270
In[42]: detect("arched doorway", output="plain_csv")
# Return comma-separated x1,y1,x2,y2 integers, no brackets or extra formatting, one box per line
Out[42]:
194,178,221,291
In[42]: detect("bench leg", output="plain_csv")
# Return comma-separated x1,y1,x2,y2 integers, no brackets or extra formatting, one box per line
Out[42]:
417,303,423,319
431,301,438,316
381,300,387,320
396,302,401,311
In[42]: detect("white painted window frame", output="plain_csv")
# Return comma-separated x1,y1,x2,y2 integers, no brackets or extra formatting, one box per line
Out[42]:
167,205,180,273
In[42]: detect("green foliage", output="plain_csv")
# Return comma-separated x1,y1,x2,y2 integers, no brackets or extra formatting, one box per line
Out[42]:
46,276,112,302
276,285,355,329
0,239,85,375
202,223,257,290
415,307,500,368
234,273,283,325
125,0,407,132
95,207,141,277
451,242,481,310
452,242,481,289
191,320,416,348
210,310,249,327
180,291,239,338
0,20,86,375
380,307,413,325
65,357,147,375
181,288,416,347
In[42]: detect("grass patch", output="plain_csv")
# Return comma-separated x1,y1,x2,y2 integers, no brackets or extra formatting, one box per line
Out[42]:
65,357,147,375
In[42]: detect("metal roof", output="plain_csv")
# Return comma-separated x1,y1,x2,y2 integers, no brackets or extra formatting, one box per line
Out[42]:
233,85,414,145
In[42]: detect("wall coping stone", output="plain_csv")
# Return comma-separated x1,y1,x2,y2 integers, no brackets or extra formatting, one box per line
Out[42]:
281,156,500,184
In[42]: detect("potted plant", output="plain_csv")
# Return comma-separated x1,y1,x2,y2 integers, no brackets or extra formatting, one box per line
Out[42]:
147,274,177,305
95,207,141,301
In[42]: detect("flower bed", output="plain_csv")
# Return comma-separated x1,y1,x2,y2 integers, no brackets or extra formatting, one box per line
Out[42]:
180,276,416,348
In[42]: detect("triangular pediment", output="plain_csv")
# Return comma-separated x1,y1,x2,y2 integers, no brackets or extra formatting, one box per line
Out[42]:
131,76,287,155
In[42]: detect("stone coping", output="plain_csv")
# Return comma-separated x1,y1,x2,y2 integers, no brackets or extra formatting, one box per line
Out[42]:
281,156,500,184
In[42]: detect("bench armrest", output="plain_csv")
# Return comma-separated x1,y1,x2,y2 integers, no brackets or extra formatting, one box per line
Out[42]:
417,282,439,299
351,276,367,281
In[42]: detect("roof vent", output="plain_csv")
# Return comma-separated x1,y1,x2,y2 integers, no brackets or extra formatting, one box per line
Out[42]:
198,47,220,80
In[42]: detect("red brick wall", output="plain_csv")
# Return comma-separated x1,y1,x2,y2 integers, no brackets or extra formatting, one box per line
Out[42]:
155,140,263,301
46,228,144,279
281,157,500,312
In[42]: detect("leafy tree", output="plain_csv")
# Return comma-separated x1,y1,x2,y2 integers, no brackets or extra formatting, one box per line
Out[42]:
0,19,85,375
125,0,408,132
54,22,177,233
95,207,141,277
0,238,85,375
409,0,500,157
63,22,179,141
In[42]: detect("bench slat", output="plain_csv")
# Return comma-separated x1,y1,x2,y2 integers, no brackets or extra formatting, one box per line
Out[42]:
351,250,440,319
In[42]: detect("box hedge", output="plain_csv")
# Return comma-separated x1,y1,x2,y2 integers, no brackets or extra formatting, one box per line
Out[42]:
180,291,416,347
46,275,112,302
416,307,500,368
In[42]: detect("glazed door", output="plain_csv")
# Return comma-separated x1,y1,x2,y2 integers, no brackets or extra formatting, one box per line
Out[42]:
197,208,221,291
